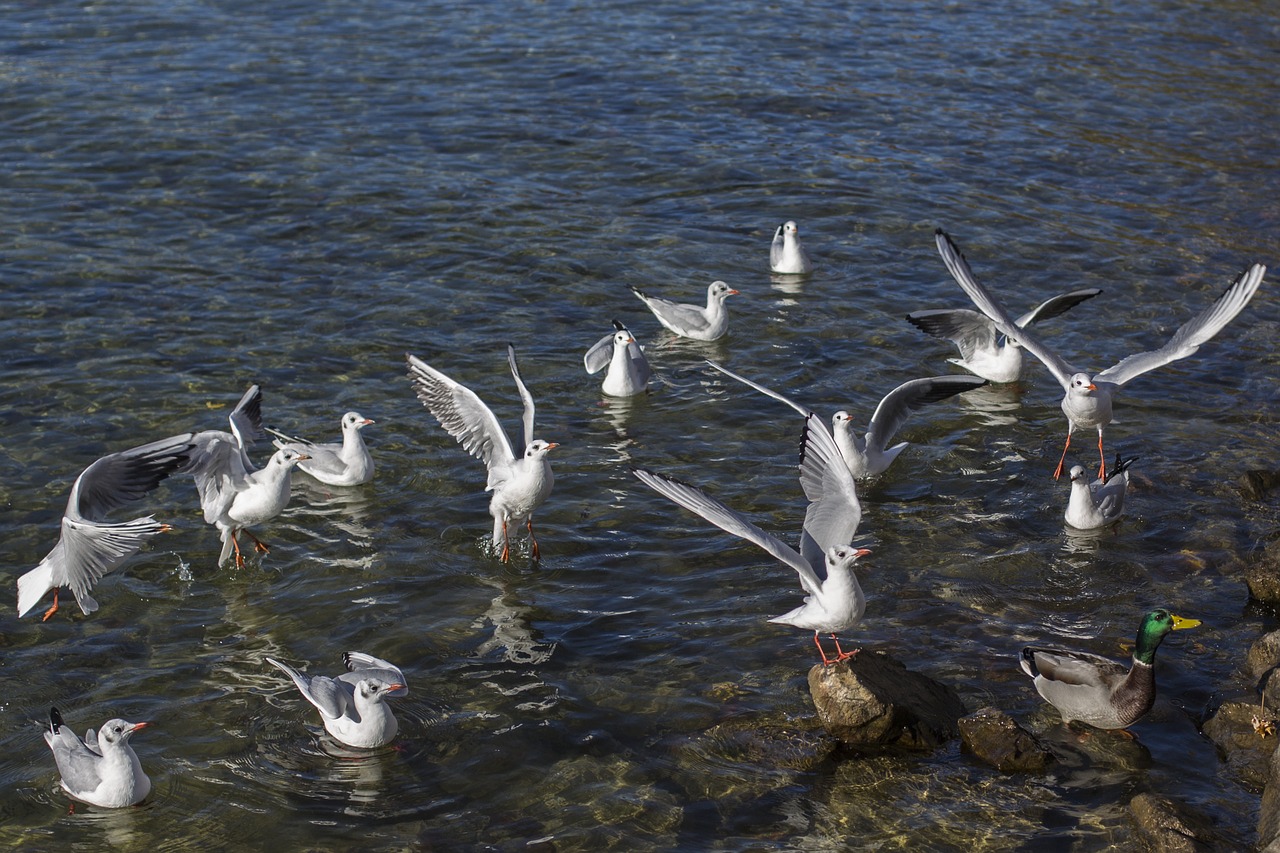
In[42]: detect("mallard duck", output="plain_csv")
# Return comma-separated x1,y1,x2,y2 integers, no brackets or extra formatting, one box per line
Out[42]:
1019,609,1200,729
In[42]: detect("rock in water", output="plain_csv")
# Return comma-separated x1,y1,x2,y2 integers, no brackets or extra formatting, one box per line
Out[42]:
957,706,1055,772
807,650,965,750
1129,793,1245,852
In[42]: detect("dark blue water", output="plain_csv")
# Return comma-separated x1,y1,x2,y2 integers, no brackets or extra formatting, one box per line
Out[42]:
2,1,1278,849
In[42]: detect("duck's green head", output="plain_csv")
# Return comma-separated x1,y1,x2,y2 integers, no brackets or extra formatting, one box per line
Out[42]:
1134,609,1200,664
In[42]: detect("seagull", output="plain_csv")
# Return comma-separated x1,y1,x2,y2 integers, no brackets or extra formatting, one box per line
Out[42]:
267,652,408,749
707,360,987,479
1065,455,1137,530
184,385,309,567
406,345,558,562
906,288,1102,383
583,319,651,397
43,706,151,808
770,220,813,274
935,229,1266,479
630,280,739,341
631,407,868,664
267,411,376,487
1019,609,1200,730
17,432,197,621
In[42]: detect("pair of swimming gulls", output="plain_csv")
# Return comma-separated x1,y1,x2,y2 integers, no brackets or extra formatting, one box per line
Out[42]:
43,650,408,808
16,387,377,621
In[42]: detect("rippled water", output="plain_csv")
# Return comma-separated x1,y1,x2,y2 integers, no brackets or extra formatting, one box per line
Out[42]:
2,0,1278,849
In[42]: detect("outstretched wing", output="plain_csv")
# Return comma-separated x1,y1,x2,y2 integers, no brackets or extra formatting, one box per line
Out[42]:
905,308,999,362
769,224,785,270
583,332,615,375
1095,263,1266,387
631,467,822,598
796,414,862,569
935,229,1076,388
706,359,811,417
863,375,987,455
406,353,516,487
1014,288,1102,328
341,651,409,698
507,344,537,452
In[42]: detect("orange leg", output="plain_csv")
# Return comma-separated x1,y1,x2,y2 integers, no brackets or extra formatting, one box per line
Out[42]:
499,520,511,563
527,519,540,560
230,532,246,569
41,589,60,622
1096,430,1107,480
242,529,270,554
829,634,859,663
1053,429,1073,480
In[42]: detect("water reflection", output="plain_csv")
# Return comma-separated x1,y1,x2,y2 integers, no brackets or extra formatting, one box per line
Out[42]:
956,382,1025,428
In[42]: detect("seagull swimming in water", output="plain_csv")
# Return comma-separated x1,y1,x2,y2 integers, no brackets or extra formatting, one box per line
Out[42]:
706,360,986,480
1064,455,1137,530
770,220,813,274
631,280,739,341
267,652,408,749
406,345,558,562
906,287,1102,384
268,411,376,487
583,319,651,397
16,432,196,621
935,229,1266,479
43,706,151,808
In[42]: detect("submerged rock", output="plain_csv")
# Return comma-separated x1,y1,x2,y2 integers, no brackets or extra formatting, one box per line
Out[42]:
1202,701,1280,789
1241,470,1280,501
957,706,1054,773
1244,541,1280,606
1128,792,1245,852
1259,744,1280,850
807,651,965,750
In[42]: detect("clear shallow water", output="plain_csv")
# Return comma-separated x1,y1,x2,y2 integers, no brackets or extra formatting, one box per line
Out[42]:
1,0,1278,849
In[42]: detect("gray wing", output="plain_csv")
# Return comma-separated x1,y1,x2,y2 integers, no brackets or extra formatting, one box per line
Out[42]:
863,376,987,455
631,467,822,598
769,224,785,269
265,426,317,451
267,657,350,720
797,414,862,568
186,431,252,524
705,360,811,417
1013,288,1103,328
583,333,615,374
935,229,1076,388
624,339,651,386
227,385,265,471
507,344,537,452
406,353,517,487
905,308,999,362
68,433,197,523
44,712,103,794
1094,263,1266,387
1022,646,1127,687
340,651,409,698
632,287,713,335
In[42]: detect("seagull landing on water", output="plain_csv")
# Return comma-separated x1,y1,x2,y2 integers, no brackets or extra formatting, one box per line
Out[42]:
406,345,558,562
183,385,310,568
16,431,196,622
935,229,1265,480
